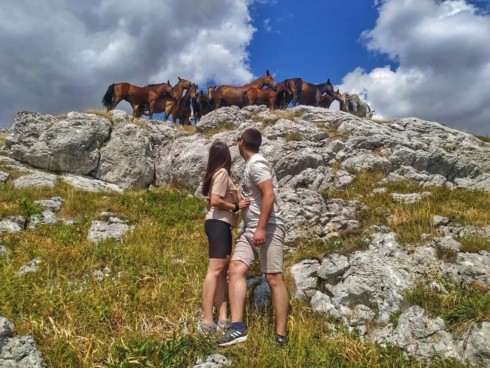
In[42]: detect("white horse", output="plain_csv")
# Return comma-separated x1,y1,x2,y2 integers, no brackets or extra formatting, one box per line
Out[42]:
339,93,374,119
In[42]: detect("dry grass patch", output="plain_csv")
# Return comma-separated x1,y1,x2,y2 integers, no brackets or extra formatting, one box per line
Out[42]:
85,108,115,123
475,134,490,143
371,118,394,125
202,121,236,137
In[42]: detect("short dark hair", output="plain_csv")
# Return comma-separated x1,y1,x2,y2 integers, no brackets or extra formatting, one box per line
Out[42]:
241,128,261,153
202,141,232,196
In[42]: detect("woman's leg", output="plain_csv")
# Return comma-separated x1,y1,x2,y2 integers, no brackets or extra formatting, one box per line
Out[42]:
203,257,229,325
214,255,230,322
203,220,232,326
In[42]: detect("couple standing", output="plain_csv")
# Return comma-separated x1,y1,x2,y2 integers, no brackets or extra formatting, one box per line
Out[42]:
200,127,289,347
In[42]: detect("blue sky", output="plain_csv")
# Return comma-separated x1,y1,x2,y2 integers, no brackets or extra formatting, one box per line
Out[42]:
1,0,489,135
248,0,395,85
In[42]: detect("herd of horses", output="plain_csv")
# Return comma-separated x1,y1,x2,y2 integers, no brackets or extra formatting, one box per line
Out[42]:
101,70,374,125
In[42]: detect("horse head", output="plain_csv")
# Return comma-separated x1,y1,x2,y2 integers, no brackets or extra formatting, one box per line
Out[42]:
207,86,216,101
261,70,277,91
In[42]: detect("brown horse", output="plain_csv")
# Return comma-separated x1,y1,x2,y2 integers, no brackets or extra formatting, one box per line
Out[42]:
246,86,278,109
102,82,173,119
159,77,195,120
135,78,195,120
297,79,335,106
170,84,197,125
211,70,277,109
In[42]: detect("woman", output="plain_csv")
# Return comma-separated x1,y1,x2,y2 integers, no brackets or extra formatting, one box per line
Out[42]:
199,141,250,335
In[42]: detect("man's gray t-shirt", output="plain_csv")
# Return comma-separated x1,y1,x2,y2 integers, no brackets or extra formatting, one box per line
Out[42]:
240,153,284,228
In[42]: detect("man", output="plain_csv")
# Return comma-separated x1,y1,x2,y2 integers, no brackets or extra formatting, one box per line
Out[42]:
218,127,288,347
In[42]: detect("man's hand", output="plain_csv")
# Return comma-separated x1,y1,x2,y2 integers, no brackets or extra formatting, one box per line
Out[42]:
253,227,266,246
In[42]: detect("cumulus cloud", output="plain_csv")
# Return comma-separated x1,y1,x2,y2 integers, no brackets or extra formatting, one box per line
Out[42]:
338,0,490,135
0,0,255,126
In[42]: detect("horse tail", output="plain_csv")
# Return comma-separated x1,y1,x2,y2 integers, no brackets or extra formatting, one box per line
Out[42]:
102,83,115,109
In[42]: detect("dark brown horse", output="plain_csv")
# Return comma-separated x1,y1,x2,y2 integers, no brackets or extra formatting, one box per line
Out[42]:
211,70,277,109
319,89,343,108
102,82,173,119
297,79,335,106
276,78,303,108
195,89,214,121
170,84,197,125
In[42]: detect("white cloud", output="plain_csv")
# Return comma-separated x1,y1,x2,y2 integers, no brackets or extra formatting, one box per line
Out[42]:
338,0,490,135
0,0,255,125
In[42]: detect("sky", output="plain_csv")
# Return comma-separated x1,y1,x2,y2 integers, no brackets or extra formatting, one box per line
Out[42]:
1,0,489,136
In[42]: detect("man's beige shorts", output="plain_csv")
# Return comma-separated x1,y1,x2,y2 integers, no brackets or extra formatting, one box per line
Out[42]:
232,223,286,273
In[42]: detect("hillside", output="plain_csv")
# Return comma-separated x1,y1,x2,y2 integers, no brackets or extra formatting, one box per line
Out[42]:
0,106,489,367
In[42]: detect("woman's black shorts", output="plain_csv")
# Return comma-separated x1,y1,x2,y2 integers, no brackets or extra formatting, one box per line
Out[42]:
204,219,232,259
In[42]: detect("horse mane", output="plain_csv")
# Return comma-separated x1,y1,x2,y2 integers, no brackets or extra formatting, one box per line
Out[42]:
146,83,168,87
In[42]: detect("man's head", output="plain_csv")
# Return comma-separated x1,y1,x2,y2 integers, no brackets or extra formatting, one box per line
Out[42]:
238,128,262,156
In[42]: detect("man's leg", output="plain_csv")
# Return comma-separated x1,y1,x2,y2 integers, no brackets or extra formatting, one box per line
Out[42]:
228,260,249,323
265,272,289,336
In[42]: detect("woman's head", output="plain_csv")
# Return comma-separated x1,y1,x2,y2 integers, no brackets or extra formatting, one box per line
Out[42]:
202,141,232,196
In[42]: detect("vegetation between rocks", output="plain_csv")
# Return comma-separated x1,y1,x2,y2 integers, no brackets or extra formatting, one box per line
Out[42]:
0,176,473,367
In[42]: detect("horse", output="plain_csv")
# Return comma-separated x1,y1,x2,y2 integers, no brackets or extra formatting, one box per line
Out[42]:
135,78,195,120
338,93,374,118
246,86,278,109
195,89,214,121
169,84,197,125
276,78,303,108
319,89,343,108
102,82,172,118
297,79,335,106
159,77,195,120
211,70,277,109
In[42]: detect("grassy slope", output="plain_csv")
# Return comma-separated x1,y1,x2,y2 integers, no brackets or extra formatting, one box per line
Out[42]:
1,138,488,367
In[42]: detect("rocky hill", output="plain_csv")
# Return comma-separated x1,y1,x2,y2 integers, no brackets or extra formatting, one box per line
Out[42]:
1,106,489,367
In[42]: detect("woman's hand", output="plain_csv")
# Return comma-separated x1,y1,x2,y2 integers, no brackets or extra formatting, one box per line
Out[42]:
239,197,251,210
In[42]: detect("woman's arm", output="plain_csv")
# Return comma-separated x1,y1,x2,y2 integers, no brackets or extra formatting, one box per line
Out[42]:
210,194,250,211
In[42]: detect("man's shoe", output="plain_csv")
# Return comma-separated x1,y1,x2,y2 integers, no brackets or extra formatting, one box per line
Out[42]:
276,334,288,347
217,327,247,347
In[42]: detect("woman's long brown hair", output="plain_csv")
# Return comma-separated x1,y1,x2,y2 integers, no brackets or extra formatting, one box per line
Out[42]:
202,141,232,196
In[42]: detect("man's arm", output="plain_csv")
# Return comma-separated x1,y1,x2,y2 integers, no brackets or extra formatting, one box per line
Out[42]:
253,178,275,246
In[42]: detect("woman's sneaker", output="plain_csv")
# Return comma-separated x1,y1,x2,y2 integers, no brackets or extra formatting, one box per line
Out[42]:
197,321,217,336
217,327,247,347
217,319,231,333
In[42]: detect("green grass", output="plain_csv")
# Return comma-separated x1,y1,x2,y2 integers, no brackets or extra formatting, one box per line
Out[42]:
1,166,487,367
323,171,490,246
405,280,490,332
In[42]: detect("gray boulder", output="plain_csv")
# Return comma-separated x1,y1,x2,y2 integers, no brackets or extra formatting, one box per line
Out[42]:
0,317,45,368
6,111,111,174
290,259,320,298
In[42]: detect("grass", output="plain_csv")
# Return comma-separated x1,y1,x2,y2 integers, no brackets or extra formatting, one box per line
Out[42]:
201,121,236,136
0,173,468,367
0,131,6,148
323,171,490,245
284,132,303,142
405,280,490,333
474,134,490,143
